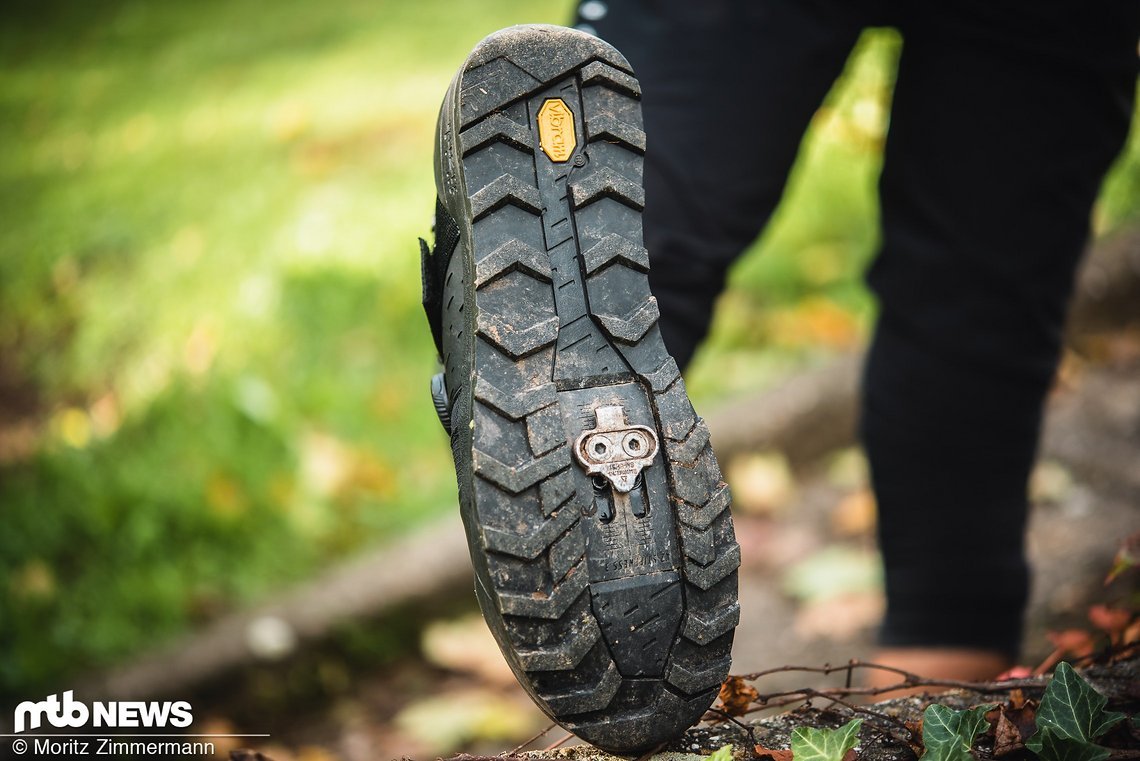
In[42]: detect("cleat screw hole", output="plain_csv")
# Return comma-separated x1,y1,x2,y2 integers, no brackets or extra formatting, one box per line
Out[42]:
593,441,607,455
591,474,609,492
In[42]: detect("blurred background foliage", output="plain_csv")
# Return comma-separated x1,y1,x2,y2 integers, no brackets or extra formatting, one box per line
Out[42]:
0,0,1136,699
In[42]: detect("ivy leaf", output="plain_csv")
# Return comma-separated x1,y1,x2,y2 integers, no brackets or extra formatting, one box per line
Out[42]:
920,704,994,761
791,718,862,761
1032,730,1111,761
708,744,735,761
1028,662,1126,751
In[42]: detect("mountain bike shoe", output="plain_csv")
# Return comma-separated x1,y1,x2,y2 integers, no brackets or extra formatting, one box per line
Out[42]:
419,24,740,754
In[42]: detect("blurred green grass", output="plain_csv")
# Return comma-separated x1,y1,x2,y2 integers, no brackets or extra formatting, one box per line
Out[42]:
0,0,1136,697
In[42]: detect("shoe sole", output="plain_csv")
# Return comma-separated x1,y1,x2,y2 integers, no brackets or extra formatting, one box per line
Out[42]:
434,24,739,754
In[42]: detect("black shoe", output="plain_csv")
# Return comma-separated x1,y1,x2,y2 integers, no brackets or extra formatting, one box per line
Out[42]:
419,24,739,755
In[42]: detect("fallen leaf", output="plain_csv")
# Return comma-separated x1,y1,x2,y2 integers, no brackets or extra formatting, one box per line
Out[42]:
717,675,759,717
993,710,1023,757
754,747,794,761
991,696,1038,757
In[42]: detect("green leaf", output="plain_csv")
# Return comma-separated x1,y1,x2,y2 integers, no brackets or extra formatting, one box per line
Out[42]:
1032,730,1112,761
791,718,863,761
920,704,993,761
1028,662,1127,749
708,745,735,761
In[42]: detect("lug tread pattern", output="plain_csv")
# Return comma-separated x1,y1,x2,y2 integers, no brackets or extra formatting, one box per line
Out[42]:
666,657,733,696
569,166,646,211
685,544,741,590
681,603,740,645
664,418,712,464
594,296,660,344
585,110,647,154
475,239,553,288
579,60,641,97
473,445,570,495
516,619,602,671
675,483,732,531
498,563,587,619
474,375,557,421
582,233,650,275
460,113,534,156
482,504,578,560
641,358,681,393
470,174,543,221
476,311,559,359
541,661,622,715
539,467,577,518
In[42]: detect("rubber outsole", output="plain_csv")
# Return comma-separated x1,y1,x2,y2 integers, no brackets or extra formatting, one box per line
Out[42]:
429,24,739,755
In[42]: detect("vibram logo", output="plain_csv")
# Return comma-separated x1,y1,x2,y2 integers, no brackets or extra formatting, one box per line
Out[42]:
537,98,576,163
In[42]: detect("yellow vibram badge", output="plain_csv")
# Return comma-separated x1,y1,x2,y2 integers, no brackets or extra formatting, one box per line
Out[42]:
537,98,576,162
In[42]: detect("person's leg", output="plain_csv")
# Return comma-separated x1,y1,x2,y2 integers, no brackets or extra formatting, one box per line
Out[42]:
863,0,1138,668
576,0,869,367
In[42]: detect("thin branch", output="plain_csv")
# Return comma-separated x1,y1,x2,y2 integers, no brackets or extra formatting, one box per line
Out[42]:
704,707,761,745
543,732,574,752
510,723,557,755
735,660,1048,702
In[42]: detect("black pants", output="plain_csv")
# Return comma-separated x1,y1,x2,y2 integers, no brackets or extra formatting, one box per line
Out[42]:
577,0,1138,657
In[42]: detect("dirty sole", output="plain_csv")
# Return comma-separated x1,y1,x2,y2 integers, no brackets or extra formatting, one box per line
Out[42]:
431,24,739,755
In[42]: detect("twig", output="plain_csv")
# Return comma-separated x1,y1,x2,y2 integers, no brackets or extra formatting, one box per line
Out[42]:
543,733,574,752
510,723,557,754
811,692,917,745
704,707,761,746
737,660,1048,700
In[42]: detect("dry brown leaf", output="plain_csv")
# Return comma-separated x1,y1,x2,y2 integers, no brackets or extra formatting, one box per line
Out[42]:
992,710,1023,757
754,747,794,761
717,675,759,717
992,696,1038,758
